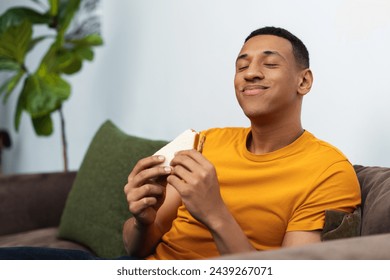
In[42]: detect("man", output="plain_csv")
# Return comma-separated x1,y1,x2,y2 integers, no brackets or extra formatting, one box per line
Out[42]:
122,26,361,260
0,26,360,260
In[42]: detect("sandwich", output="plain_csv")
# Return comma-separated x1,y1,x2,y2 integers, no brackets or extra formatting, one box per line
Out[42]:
153,129,206,167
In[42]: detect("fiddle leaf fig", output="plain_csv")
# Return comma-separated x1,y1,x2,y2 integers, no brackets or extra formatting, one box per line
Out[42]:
38,42,80,75
0,69,25,103
0,58,21,71
57,0,81,36
76,46,94,61
0,7,51,35
32,113,53,136
14,78,28,131
57,53,82,74
68,33,103,47
15,71,70,134
22,72,70,119
55,45,95,74
0,20,32,63
1,0,103,171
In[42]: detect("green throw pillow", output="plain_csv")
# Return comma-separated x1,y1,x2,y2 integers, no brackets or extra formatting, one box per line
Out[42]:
58,120,168,258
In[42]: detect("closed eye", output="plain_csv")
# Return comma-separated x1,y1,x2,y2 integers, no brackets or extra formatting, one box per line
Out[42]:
264,64,278,68
237,66,248,71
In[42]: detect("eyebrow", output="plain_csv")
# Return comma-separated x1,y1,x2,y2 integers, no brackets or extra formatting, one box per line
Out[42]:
263,50,284,58
235,50,286,63
236,53,248,63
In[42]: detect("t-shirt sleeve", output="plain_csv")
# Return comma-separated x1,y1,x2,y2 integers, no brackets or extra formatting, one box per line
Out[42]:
287,160,361,232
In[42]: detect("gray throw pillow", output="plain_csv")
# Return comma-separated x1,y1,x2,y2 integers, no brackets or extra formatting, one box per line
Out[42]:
321,208,361,241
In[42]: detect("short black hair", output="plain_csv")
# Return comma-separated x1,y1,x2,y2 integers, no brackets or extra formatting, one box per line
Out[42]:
245,26,309,69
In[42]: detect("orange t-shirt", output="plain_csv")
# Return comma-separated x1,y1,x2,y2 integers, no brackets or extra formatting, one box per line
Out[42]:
147,128,361,259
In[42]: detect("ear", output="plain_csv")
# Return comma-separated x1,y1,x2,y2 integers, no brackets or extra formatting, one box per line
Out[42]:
297,69,313,96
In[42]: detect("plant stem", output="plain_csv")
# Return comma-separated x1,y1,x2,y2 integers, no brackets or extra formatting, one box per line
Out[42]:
59,106,68,172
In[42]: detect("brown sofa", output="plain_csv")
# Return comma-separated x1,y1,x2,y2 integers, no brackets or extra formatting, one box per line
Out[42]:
0,165,390,259
0,171,90,252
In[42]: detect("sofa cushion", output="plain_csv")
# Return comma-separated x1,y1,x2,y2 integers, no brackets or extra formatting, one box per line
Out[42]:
354,165,390,235
0,228,91,252
58,120,168,258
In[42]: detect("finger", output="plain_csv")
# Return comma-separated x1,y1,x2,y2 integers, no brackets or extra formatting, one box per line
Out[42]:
130,165,172,187
170,153,199,172
128,155,166,180
167,174,188,194
171,164,193,183
128,197,158,216
125,183,165,202
173,149,207,166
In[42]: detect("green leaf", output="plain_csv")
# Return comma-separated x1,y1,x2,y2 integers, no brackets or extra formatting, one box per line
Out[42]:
57,0,81,36
0,58,20,71
48,0,60,16
60,56,82,74
76,47,94,61
55,47,95,74
0,70,25,103
22,72,70,118
14,78,28,131
39,43,87,75
0,7,51,35
0,76,13,97
0,21,32,63
68,34,104,47
32,113,53,136
37,42,58,74
39,45,77,74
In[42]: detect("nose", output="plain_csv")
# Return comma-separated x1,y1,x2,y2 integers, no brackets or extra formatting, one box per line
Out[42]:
244,63,264,81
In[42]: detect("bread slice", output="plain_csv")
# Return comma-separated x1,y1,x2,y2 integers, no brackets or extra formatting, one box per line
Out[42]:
153,129,204,166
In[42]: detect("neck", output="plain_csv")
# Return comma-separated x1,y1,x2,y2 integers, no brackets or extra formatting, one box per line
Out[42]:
247,119,304,154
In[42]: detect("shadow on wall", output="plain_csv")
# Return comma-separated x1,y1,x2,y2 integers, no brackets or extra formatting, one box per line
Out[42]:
0,130,11,174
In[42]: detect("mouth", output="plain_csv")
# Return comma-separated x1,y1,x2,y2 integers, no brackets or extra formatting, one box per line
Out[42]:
241,85,270,96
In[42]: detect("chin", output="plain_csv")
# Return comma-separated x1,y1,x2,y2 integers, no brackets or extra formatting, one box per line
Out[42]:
240,103,268,118
242,110,266,121
242,106,278,124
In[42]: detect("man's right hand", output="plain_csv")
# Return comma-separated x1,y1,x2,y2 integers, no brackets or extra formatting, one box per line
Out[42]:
124,155,172,226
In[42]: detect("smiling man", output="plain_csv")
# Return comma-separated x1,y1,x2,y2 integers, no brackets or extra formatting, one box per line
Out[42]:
122,27,361,259
0,27,361,260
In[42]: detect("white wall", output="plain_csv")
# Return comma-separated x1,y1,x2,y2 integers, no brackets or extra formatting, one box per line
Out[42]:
1,0,390,174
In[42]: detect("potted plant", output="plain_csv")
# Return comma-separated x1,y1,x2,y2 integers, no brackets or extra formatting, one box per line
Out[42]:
0,0,103,172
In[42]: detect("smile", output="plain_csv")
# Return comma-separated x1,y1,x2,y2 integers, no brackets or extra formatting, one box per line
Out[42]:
241,85,270,96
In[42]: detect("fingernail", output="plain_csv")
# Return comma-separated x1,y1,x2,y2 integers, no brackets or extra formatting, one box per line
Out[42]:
157,155,165,161
164,166,172,173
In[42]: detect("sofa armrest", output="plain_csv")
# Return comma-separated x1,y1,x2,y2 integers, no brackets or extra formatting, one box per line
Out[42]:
217,233,390,259
0,171,77,235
